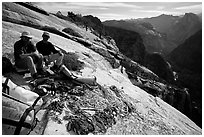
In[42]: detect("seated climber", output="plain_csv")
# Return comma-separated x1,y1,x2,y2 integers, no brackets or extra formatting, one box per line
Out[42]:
36,31,96,85
36,31,64,71
14,31,46,78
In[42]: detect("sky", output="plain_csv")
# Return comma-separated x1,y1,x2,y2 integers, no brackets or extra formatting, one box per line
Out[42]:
34,1,202,21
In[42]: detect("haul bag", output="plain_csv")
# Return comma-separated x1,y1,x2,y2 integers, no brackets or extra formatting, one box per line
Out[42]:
2,93,39,135
2,76,43,108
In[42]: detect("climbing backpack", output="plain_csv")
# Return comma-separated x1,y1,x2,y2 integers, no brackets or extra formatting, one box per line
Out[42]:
2,56,15,75
2,92,41,135
2,77,43,135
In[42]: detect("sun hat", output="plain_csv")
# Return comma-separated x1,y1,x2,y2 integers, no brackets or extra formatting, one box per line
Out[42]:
42,31,50,38
20,31,32,39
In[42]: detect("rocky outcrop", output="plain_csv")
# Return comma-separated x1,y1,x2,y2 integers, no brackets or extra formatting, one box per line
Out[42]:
104,26,146,64
83,15,104,34
118,55,192,120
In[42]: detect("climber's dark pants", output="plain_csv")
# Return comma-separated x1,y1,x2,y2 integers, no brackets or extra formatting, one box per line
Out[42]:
15,53,44,75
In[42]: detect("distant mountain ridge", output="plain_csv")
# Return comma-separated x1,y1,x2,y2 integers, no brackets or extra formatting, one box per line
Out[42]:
141,13,202,45
141,14,180,34
103,13,202,55
103,19,176,55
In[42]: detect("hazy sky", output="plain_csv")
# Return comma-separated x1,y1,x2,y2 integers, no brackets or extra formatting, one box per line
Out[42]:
34,2,202,21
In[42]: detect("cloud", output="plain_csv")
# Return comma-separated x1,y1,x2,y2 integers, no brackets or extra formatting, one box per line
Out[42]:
96,13,123,17
35,2,143,18
68,2,142,8
156,6,165,10
131,9,183,16
174,4,202,10
94,13,146,21
35,2,141,14
94,13,126,21
36,2,174,10
34,2,202,21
